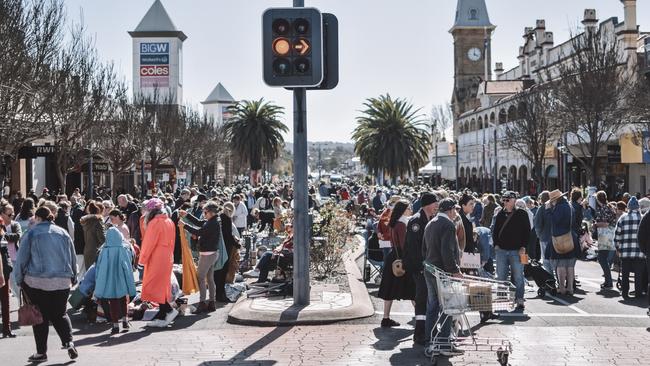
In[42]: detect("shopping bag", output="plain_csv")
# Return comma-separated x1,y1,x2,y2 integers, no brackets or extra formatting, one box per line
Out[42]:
460,253,481,269
597,227,615,251
179,221,199,295
68,287,87,310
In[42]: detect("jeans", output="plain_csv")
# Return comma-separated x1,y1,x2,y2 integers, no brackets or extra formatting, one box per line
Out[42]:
598,250,615,286
424,271,451,346
23,284,72,355
197,252,218,302
621,258,646,296
257,251,274,282
495,248,525,300
539,241,554,275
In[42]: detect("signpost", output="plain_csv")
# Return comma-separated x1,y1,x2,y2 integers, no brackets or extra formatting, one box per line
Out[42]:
263,2,338,306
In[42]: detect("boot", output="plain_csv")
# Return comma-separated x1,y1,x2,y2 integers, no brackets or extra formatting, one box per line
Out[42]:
413,320,426,345
207,301,216,312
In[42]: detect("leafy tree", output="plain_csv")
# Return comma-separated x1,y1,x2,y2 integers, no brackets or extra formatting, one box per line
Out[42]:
502,85,558,192
352,94,431,183
223,98,288,186
552,28,636,186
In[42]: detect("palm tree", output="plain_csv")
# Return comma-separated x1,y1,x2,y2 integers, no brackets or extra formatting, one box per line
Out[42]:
352,94,431,184
223,98,288,186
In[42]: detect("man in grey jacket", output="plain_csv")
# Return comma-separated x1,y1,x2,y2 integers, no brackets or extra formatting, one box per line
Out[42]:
422,198,462,357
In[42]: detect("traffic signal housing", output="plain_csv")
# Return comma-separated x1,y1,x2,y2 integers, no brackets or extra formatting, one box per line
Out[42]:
263,8,323,88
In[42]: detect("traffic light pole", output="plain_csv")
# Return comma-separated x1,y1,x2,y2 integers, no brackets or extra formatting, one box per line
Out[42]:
292,0,310,307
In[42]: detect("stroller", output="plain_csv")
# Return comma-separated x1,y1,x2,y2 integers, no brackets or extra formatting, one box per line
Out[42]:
524,259,557,297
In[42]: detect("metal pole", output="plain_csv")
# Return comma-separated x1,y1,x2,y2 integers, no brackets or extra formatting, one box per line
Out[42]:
455,138,459,190
88,145,93,200
493,127,497,193
141,153,146,199
292,0,309,306
293,87,309,306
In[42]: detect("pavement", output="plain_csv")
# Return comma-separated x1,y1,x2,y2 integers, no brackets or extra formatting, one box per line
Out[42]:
1,257,649,365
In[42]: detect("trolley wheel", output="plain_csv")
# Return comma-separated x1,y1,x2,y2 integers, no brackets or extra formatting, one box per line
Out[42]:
537,288,545,297
497,350,509,365
616,281,622,290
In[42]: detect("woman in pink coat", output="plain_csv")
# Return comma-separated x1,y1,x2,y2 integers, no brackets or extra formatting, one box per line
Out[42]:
138,198,177,327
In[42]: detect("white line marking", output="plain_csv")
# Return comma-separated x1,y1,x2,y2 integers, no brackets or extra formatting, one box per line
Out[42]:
545,294,590,314
376,310,648,319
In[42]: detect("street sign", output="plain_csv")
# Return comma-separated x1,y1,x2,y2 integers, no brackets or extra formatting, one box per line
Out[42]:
18,145,57,159
263,8,324,87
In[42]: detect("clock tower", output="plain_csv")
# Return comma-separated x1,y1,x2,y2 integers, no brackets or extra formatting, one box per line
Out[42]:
450,0,495,131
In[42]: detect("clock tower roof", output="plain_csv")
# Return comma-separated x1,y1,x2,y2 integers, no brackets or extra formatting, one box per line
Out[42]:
450,0,495,32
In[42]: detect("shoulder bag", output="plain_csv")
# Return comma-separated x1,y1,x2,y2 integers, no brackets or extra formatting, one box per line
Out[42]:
18,290,44,326
552,232,574,254
391,239,405,278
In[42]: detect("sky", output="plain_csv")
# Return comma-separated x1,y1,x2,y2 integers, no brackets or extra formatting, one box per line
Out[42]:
64,0,650,143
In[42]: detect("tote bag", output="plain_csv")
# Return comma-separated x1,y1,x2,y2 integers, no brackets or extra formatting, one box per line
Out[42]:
597,227,615,251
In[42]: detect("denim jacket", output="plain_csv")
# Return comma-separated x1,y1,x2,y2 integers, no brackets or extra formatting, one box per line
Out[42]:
12,221,77,286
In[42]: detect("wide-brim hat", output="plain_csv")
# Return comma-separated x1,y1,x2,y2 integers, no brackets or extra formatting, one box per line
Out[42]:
548,189,567,202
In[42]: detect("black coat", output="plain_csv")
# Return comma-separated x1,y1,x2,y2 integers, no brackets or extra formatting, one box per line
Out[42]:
71,204,86,255
459,211,476,253
493,208,531,251
403,209,430,273
182,213,220,252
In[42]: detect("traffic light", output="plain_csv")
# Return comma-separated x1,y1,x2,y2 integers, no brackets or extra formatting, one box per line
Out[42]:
263,8,323,87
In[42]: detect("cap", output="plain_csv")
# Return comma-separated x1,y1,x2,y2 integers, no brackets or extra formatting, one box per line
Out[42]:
502,191,517,199
438,198,459,212
420,192,438,207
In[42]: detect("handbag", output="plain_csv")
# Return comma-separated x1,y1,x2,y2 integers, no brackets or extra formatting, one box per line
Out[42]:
391,246,405,278
552,232,574,254
18,290,44,326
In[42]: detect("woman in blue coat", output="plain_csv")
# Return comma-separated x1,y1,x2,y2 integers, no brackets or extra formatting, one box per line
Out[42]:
95,227,137,334
545,190,580,295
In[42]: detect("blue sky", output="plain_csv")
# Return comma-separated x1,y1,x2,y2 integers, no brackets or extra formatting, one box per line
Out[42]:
64,0,649,143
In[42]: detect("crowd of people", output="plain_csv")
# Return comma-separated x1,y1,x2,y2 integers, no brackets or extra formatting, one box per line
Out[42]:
0,183,302,362
354,184,650,356
2,179,650,361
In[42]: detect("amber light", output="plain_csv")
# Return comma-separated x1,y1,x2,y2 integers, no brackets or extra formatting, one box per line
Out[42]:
273,38,291,56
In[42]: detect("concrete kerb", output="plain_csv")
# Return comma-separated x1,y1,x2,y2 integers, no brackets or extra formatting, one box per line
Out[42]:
227,234,374,326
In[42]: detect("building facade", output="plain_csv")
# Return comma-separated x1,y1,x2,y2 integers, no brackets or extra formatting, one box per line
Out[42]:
452,0,647,196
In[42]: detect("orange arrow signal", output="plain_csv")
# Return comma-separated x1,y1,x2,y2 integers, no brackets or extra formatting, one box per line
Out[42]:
294,38,310,55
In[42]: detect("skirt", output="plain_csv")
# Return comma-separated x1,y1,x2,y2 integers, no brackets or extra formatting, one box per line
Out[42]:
377,248,416,301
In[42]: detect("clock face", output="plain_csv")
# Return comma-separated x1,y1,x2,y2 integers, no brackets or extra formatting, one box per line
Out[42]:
467,47,482,61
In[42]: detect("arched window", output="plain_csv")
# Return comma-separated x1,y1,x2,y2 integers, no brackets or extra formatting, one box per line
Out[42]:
498,109,507,124
507,105,518,121
470,118,476,131
478,116,483,130
490,112,496,125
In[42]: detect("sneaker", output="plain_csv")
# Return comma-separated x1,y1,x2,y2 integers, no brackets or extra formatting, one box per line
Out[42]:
164,308,179,324
516,299,525,310
28,353,48,363
66,342,78,360
601,283,613,289
122,320,131,331
380,318,400,327
146,319,168,328
111,326,120,335
243,269,260,278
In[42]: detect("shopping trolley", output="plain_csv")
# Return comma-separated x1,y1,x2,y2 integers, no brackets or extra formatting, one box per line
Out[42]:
423,262,515,366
